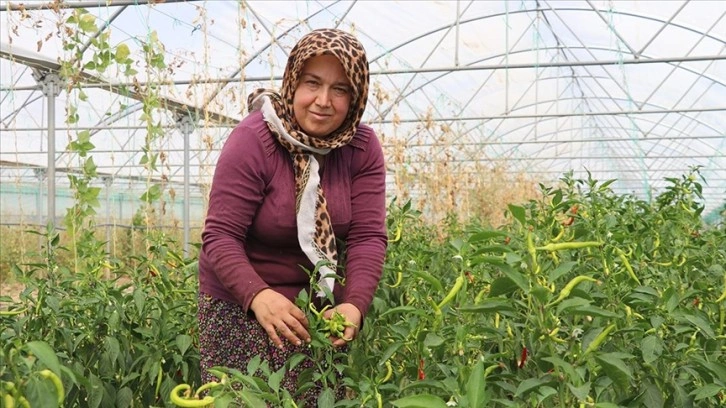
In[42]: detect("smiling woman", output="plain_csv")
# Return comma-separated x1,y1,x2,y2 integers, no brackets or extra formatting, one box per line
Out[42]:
293,54,352,139
197,28,387,404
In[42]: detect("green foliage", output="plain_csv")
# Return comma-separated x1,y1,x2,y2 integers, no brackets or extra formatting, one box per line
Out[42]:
1,236,200,407
2,170,724,407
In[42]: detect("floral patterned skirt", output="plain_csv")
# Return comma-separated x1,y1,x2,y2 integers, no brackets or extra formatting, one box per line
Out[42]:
197,293,345,406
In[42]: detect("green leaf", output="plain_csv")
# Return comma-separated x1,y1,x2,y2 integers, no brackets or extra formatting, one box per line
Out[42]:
247,355,262,376
423,333,446,348
239,391,267,408
641,335,663,365
287,353,306,371
115,43,131,62
699,360,726,382
140,184,162,203
690,384,722,400
460,298,515,314
489,277,519,297
567,382,590,401
466,360,488,407
508,204,526,225
542,356,580,383
399,379,448,394
104,336,120,365
269,366,284,393
639,382,664,408
499,264,529,293
25,341,60,375
317,387,335,408
87,372,104,408
84,157,97,176
412,270,443,292
380,306,421,318
79,13,98,32
595,354,633,390
556,298,591,315
471,255,507,267
549,261,577,282
133,288,145,314
377,343,403,366
568,305,620,318
536,386,558,404
24,376,57,408
176,334,192,355
391,394,449,408
514,377,548,397
116,387,133,408
468,230,509,242
598,179,617,191
676,312,716,338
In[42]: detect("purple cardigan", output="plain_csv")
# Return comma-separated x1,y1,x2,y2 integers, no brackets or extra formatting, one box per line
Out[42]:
199,110,388,318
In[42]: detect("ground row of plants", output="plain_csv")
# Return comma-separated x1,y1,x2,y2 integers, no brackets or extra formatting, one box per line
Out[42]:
1,169,725,407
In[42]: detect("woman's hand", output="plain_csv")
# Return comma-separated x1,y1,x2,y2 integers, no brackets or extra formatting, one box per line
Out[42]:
250,289,310,349
323,303,361,347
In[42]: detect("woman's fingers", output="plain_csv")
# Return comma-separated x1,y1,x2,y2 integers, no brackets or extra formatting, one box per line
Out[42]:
284,313,311,343
290,306,310,329
250,289,310,348
262,322,284,349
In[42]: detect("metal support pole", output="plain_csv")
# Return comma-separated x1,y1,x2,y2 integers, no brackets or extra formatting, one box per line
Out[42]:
33,168,45,251
176,114,196,257
103,176,113,278
31,69,64,229
103,176,113,255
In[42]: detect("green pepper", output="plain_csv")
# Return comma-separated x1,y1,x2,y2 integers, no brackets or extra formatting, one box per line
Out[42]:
547,275,598,307
170,384,215,407
39,370,64,406
535,241,602,251
582,324,616,358
437,275,465,311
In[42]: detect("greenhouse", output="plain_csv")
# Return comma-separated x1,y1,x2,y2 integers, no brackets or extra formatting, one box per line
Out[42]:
1,1,725,407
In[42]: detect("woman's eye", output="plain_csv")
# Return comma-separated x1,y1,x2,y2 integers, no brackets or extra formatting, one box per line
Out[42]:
334,86,350,96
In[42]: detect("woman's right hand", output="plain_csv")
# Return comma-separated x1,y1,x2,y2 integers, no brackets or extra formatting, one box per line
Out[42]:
249,288,310,349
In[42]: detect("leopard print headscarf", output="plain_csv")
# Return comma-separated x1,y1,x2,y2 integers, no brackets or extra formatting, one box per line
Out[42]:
247,28,370,297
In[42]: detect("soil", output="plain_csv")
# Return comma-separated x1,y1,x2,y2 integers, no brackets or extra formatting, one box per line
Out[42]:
0,280,25,302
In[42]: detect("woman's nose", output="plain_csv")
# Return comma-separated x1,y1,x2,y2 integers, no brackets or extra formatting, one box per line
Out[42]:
315,88,332,107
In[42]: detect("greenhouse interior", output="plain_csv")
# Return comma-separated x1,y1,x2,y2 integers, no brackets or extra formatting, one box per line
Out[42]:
1,1,725,407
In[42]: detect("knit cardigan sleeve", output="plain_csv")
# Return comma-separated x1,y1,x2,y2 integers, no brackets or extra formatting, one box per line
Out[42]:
199,118,273,311
341,125,388,319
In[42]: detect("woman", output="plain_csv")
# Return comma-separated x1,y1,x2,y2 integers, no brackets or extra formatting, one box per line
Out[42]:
197,28,387,402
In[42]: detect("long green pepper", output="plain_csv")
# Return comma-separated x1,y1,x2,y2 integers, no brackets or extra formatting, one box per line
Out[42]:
582,324,616,358
437,275,465,312
547,275,597,307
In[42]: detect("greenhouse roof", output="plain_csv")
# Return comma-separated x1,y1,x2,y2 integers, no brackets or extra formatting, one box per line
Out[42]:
1,0,725,219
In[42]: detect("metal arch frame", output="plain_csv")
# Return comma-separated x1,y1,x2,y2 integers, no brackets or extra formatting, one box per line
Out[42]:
4,46,724,153
6,161,724,190
0,0,191,12
362,2,726,117
385,66,725,172
2,1,725,214
409,120,721,174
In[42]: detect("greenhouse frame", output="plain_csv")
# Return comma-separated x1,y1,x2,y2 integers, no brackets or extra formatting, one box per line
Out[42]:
2,2,726,407
1,0,725,250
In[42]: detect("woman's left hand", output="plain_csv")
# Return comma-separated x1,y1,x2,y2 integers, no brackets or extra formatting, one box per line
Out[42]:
323,303,361,347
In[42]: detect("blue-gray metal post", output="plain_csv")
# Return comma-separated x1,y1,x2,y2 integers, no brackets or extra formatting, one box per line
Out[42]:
104,176,112,255
176,114,195,257
32,69,64,228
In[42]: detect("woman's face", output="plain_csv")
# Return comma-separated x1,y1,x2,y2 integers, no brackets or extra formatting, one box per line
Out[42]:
293,54,352,138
